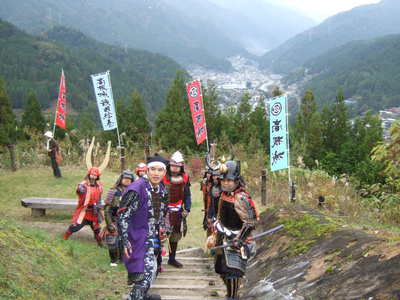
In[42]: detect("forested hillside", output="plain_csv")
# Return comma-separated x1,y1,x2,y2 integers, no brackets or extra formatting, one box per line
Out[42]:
0,0,241,71
1,0,315,70
0,20,184,113
260,0,400,74
286,34,400,113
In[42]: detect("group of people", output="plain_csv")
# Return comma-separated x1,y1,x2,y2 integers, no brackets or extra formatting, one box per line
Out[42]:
61,149,192,300
55,135,258,300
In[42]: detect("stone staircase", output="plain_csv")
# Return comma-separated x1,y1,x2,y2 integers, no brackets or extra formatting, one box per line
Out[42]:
149,256,226,300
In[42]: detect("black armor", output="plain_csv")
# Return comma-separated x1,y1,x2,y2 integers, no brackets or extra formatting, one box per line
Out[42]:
213,160,258,300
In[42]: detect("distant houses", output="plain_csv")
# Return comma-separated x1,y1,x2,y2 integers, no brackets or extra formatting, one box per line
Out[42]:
380,107,400,140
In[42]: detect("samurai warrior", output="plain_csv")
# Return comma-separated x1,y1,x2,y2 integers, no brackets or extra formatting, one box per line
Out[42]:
104,170,135,266
163,151,192,268
63,137,111,246
118,154,168,300
206,168,222,227
135,162,148,180
200,168,213,235
209,160,258,300
45,131,62,178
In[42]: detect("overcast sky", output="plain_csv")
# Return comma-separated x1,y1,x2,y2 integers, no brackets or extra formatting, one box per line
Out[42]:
267,0,381,21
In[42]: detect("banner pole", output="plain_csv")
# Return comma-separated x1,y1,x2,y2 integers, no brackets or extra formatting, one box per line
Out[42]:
200,80,209,152
52,68,63,136
107,70,123,170
285,95,292,203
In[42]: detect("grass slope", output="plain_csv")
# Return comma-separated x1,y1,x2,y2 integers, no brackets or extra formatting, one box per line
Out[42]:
0,220,126,300
0,166,207,298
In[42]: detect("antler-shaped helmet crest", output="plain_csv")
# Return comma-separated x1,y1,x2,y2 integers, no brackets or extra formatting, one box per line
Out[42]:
85,137,111,175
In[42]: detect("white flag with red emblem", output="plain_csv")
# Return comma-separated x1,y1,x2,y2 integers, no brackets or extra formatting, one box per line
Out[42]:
186,80,207,145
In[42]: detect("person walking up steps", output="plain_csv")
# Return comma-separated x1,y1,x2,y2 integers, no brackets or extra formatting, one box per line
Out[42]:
118,154,168,300
163,151,192,268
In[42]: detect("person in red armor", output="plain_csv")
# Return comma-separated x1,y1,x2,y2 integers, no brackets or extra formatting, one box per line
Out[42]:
135,162,147,179
163,151,191,268
63,137,111,246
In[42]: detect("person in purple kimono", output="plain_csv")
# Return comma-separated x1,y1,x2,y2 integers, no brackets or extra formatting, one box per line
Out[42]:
118,154,168,300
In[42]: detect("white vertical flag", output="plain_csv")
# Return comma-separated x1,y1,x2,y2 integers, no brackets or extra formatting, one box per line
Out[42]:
91,71,117,131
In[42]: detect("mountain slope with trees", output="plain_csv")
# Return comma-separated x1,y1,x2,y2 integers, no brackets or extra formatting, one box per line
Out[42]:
260,0,400,74
1,0,314,70
0,0,242,71
287,34,400,113
0,20,184,114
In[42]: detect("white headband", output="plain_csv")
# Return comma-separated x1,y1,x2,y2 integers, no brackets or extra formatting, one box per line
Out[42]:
147,161,166,170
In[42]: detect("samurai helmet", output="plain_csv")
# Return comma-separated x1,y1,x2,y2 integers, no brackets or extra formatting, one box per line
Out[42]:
88,167,101,178
205,153,221,173
135,162,147,176
211,168,221,177
114,169,134,187
121,169,135,181
85,136,111,176
220,160,241,181
170,151,184,167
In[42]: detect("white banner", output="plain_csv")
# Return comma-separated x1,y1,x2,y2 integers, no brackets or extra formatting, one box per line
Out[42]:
91,71,117,131
270,95,289,171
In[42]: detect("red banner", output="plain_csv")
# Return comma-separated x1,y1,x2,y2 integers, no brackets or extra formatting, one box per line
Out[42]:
55,69,67,129
186,80,207,145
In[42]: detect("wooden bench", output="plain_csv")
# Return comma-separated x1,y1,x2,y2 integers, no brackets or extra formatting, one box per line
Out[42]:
21,197,77,217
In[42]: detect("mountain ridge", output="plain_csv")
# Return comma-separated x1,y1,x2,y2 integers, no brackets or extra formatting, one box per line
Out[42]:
260,0,400,74
0,19,184,115
1,0,315,70
286,33,400,114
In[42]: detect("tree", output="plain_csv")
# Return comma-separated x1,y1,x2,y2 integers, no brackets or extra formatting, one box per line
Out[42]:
294,89,323,168
202,81,221,143
351,112,382,161
125,91,151,144
319,92,382,178
155,71,196,151
218,107,237,148
0,78,17,171
320,90,352,175
322,89,350,154
371,121,400,192
21,91,46,133
272,87,284,97
236,92,252,144
249,97,269,149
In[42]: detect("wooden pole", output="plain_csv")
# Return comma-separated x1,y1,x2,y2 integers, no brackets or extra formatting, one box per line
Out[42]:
7,143,17,172
291,180,296,202
261,169,267,206
120,145,126,172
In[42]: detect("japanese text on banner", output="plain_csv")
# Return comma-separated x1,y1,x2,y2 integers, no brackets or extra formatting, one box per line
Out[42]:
270,95,289,171
55,69,67,129
91,71,117,131
186,80,207,145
